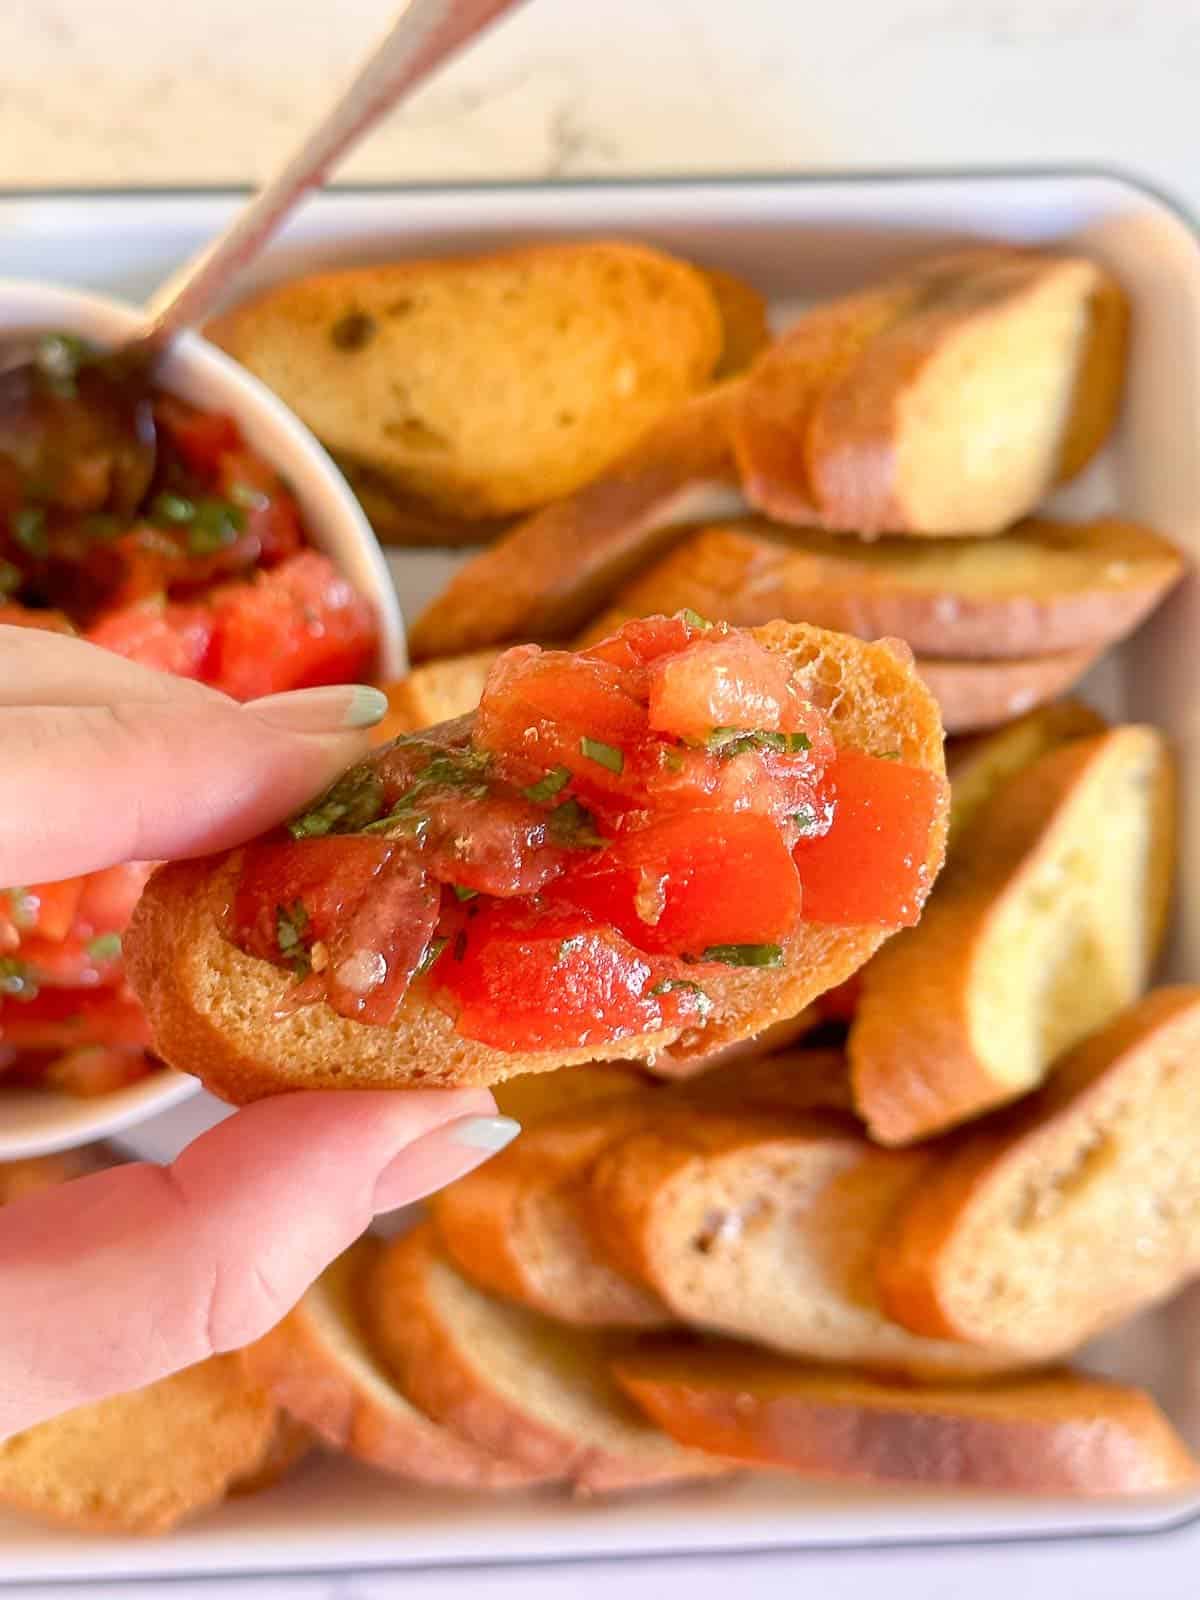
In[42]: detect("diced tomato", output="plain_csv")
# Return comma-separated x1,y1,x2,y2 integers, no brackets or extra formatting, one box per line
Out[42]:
0,880,83,948
216,449,303,567
553,812,802,956
75,863,155,937
206,551,377,699
87,598,214,679
41,1045,155,1097
232,834,438,1025
583,614,704,671
433,903,707,1052
0,604,75,634
647,630,832,754
155,396,242,479
0,985,153,1052
15,932,123,990
794,752,946,926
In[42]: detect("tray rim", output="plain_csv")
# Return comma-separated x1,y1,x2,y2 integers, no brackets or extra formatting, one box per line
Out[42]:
3,162,1200,1578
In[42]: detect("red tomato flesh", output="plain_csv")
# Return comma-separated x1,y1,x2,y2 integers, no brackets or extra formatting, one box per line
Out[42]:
0,986,153,1053
87,599,215,679
793,751,945,927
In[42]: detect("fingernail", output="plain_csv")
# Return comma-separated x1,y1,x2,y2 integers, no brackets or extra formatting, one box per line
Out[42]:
249,684,389,733
372,1114,522,1214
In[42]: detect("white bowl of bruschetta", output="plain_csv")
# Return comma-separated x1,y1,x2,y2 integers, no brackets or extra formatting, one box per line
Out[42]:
0,279,406,1160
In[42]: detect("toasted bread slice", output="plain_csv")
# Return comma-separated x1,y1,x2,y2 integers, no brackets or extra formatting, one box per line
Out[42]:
363,1224,729,1493
614,1343,1196,1496
0,1356,277,1534
408,386,743,659
915,645,1105,735
243,1239,546,1488
584,1109,1023,1379
878,988,1200,1360
226,1412,315,1497
584,518,1182,660
376,651,502,741
703,267,771,379
678,1046,856,1117
735,248,1128,535
643,1009,819,1080
947,699,1107,850
335,455,514,548
851,727,1175,1145
209,242,723,521
491,1062,652,1127
126,623,948,1100
431,1101,673,1329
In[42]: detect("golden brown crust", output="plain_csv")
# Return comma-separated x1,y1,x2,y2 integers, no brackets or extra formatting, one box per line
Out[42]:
915,646,1104,735
127,623,948,1101
408,385,742,660
702,267,772,380
876,987,1200,1352
375,651,502,742
613,1343,1197,1495
850,728,1175,1145
242,1241,542,1489
226,1412,315,1497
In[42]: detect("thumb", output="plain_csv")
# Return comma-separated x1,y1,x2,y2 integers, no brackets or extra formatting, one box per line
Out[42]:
0,682,386,884
0,1089,520,1437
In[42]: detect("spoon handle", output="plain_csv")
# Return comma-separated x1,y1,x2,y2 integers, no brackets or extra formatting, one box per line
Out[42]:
142,0,525,338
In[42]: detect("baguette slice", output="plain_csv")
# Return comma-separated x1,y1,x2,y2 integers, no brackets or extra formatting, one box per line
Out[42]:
376,651,502,741
363,1224,730,1494
335,455,514,548
0,1356,277,1534
434,1054,856,1330
851,726,1175,1145
614,1343,1196,1496
584,517,1182,660
916,645,1105,735
584,1109,1023,1379
126,622,948,1100
209,242,723,521
431,1101,673,1329
878,987,1200,1360
242,1239,548,1489
703,267,771,379
735,248,1128,536
226,1413,315,1497
492,1062,652,1128
947,698,1107,850
409,385,743,659
0,1144,115,1204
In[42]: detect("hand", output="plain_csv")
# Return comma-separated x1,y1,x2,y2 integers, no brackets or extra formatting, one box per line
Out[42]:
0,629,518,1439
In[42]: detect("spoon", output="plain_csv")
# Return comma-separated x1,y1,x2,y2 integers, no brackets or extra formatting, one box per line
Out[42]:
0,0,525,535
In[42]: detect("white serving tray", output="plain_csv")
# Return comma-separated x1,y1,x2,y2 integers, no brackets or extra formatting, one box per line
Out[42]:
3,169,1200,1582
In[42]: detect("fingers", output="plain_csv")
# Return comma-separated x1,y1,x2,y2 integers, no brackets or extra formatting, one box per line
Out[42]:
0,626,218,707
0,683,385,884
0,1089,520,1438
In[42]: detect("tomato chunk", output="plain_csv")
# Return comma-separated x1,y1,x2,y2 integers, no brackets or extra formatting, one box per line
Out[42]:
793,752,945,926
553,812,802,956
0,986,153,1052
207,551,378,699
0,880,83,948
155,396,242,478
433,904,707,1052
647,630,831,753
87,599,215,679
216,449,303,568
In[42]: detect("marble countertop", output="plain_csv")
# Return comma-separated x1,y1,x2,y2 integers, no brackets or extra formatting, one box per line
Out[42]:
2,0,1198,1593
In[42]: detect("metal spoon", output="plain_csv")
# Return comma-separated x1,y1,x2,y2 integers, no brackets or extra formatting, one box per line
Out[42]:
0,0,524,533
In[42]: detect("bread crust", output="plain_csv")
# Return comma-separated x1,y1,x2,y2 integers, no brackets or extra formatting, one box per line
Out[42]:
850,727,1175,1145
613,1344,1197,1496
242,1241,545,1489
876,987,1200,1355
916,646,1104,734
127,623,948,1101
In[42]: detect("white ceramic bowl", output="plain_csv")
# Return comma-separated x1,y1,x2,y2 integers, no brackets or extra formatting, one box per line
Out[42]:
0,280,407,1160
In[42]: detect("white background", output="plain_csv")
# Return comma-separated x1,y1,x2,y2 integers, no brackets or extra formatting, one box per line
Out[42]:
3,0,1200,1594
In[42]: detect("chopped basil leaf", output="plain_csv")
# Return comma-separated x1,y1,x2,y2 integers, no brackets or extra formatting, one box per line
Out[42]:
276,901,312,976
415,936,449,977
707,727,812,760
149,492,196,527
5,888,34,930
86,932,122,962
523,765,571,804
647,977,713,1015
187,499,246,556
877,749,902,761
452,884,478,902
229,481,270,511
580,736,624,774
679,607,713,630
12,507,48,557
0,957,37,999
660,747,686,775
289,765,386,838
700,943,784,968
548,798,607,849
0,560,20,596
792,804,820,836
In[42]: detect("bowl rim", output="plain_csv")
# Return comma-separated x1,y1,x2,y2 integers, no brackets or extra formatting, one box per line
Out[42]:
0,278,406,1159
